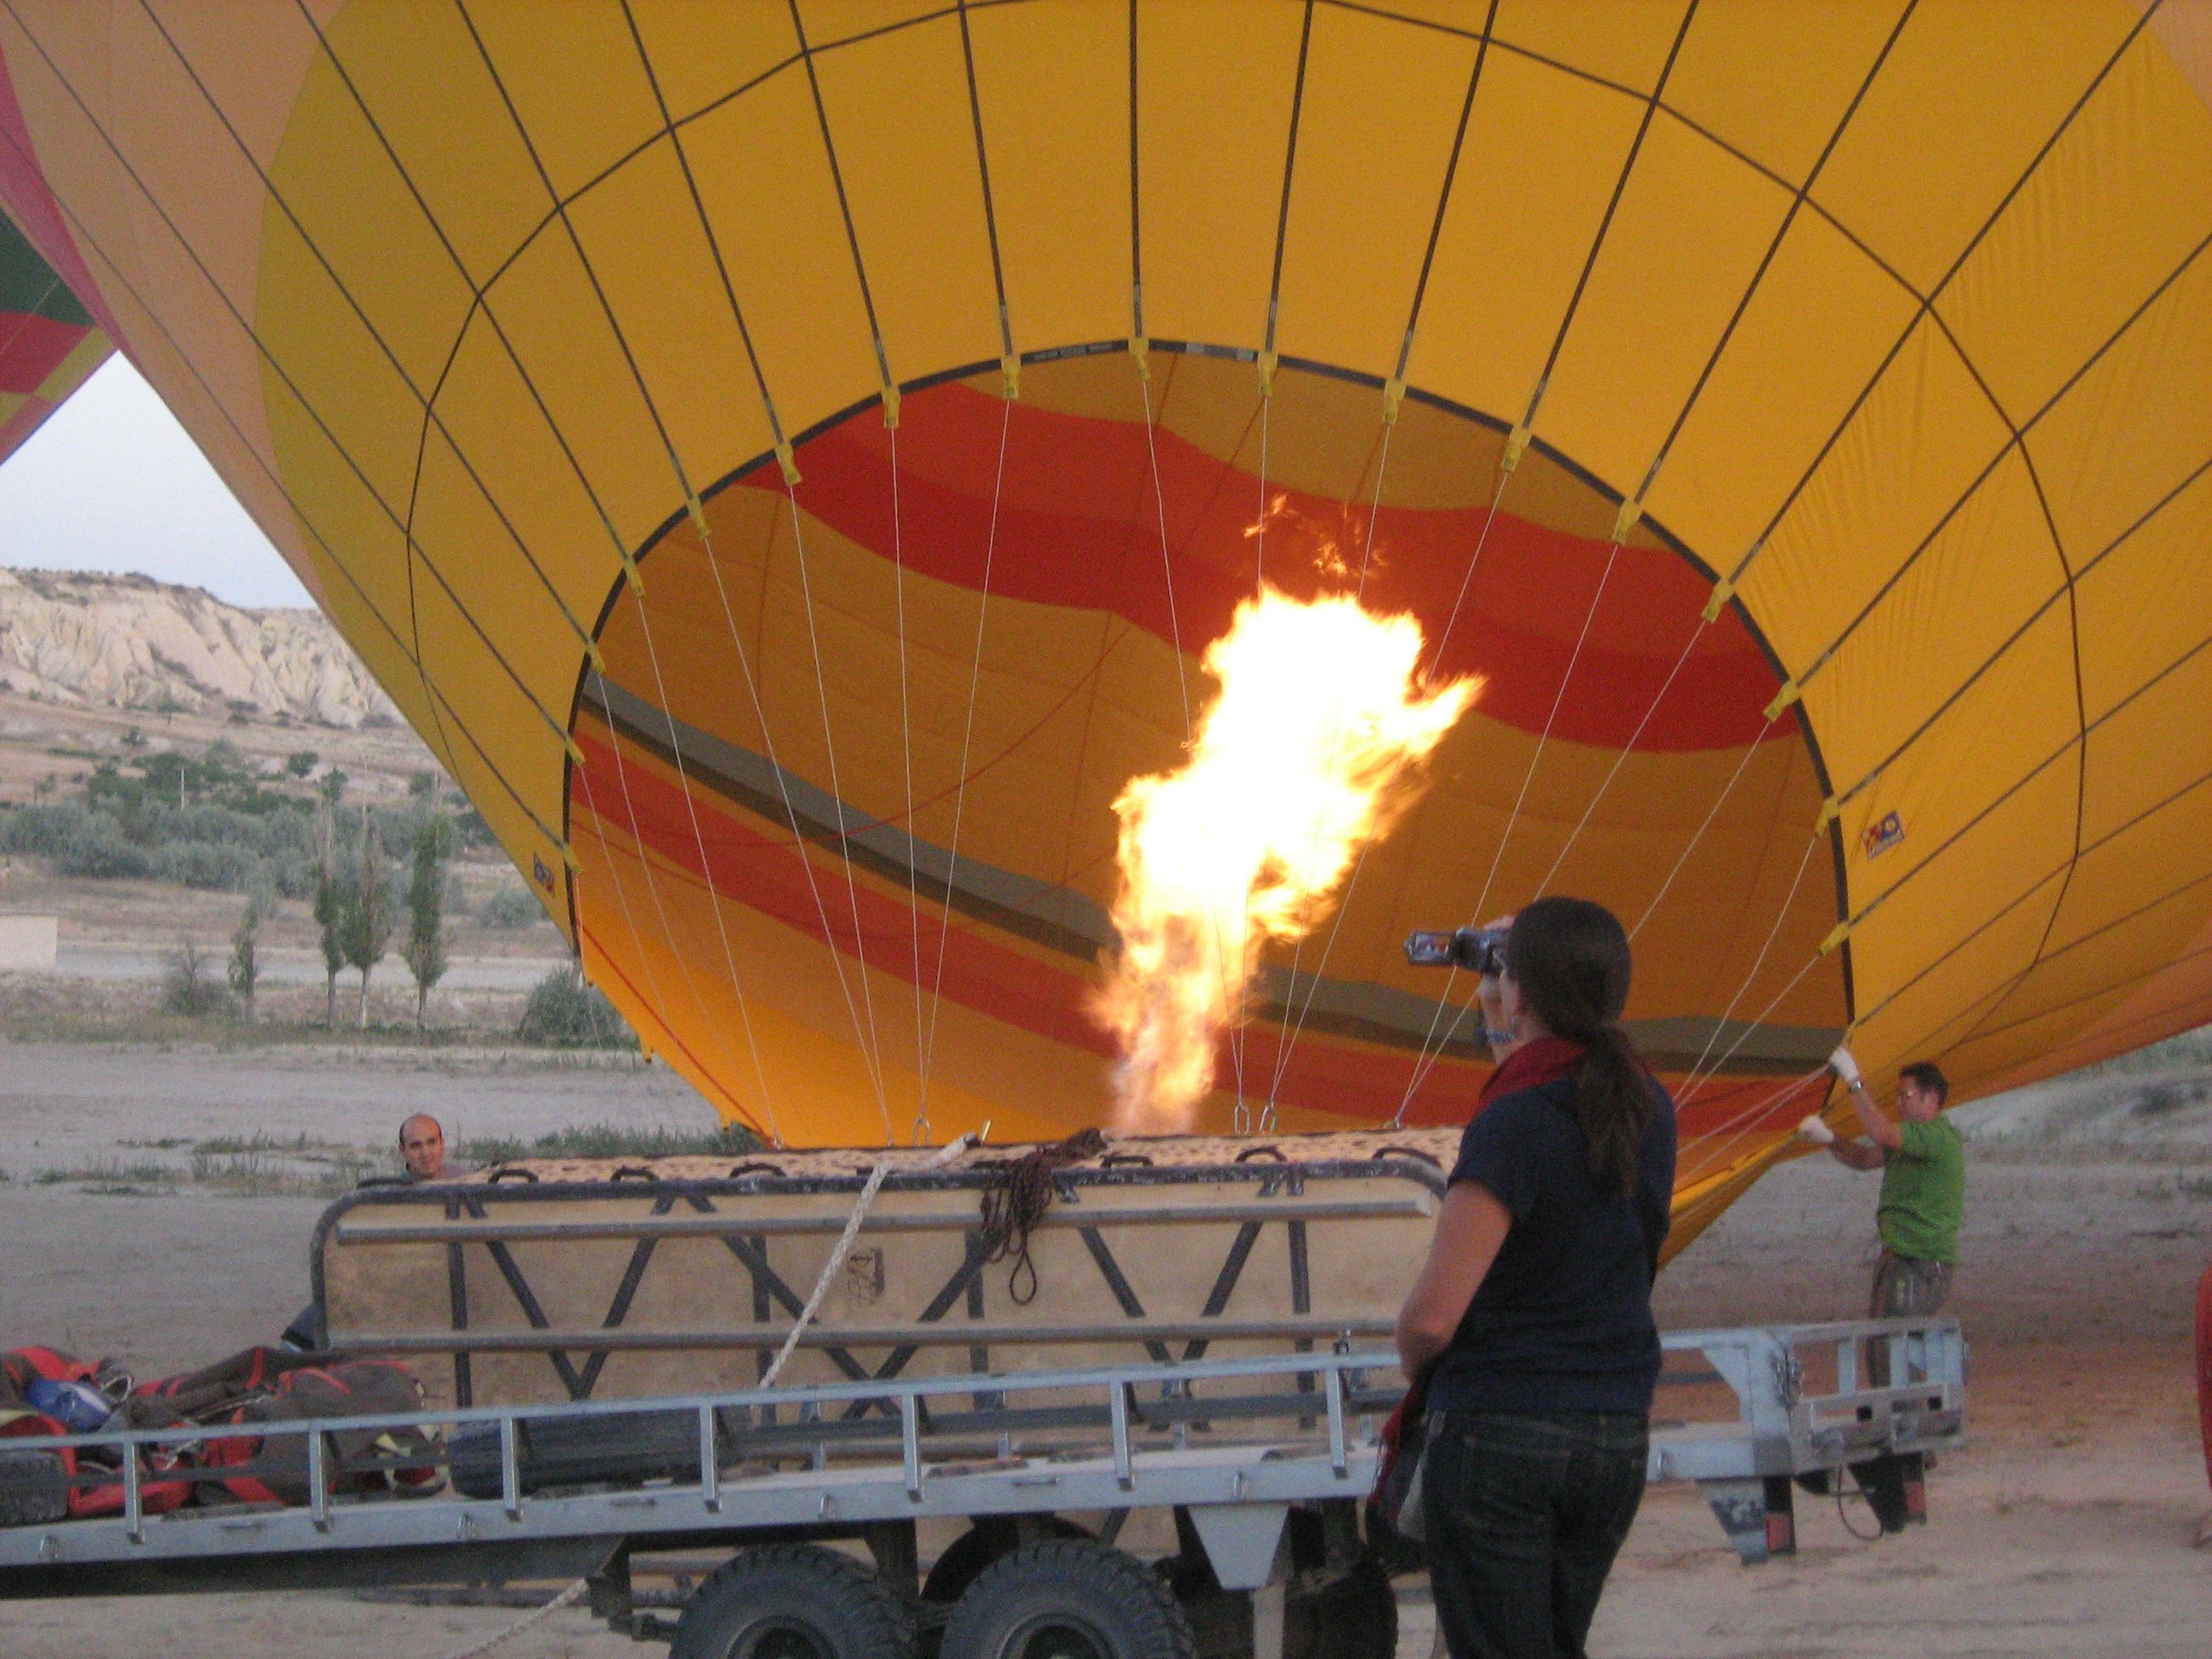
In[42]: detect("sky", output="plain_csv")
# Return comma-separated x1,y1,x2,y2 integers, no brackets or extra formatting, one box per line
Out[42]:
0,354,312,609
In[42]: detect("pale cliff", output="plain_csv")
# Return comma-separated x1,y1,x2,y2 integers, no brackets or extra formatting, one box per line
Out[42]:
0,568,398,728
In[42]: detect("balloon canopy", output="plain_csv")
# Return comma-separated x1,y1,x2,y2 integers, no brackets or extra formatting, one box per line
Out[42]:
0,202,108,468
2,3,2207,1241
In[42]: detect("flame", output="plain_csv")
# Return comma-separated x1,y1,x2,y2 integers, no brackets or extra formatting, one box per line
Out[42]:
1096,587,1480,1132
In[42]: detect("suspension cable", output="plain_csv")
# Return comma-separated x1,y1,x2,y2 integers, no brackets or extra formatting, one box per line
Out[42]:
888,422,934,1144
1389,521,1627,1123
777,475,895,1140
1674,826,1829,1098
917,398,1016,1115
575,699,783,1145
1259,418,1398,1131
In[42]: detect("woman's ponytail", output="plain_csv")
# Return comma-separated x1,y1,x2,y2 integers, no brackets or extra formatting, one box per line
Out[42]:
1502,897,1653,1196
1573,1024,1652,1196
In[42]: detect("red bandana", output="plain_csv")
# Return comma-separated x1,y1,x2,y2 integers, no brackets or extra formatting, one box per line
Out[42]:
1478,1036,1587,1107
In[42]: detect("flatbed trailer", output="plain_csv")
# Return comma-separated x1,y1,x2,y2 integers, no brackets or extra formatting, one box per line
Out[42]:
0,1318,1964,1656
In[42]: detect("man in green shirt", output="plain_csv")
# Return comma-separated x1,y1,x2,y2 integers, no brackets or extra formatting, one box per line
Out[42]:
1802,1049,1964,1329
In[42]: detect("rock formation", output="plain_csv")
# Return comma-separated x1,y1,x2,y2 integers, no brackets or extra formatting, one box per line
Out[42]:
0,568,398,727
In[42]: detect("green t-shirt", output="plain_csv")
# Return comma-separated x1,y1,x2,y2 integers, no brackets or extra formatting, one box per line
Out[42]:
1877,1116,1965,1263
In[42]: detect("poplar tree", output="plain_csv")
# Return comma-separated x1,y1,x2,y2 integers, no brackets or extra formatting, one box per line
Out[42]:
312,806,345,1026
227,894,263,1022
341,806,391,1028
401,814,452,1031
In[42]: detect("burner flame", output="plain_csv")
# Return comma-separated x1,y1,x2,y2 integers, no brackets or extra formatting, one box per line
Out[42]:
1096,587,1479,1131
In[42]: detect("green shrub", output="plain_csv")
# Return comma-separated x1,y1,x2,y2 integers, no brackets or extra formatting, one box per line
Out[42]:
60,815,152,880
517,965,636,1049
1,802,90,857
153,840,261,891
479,884,546,928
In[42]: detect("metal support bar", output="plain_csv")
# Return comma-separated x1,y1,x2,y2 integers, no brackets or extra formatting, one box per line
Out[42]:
120,1451,143,1545
697,1406,720,1513
899,1395,923,1500
1109,1384,1133,1489
1324,1367,1348,1476
337,1315,1395,1356
498,1419,521,1522
334,1196,1430,1246
306,1434,330,1534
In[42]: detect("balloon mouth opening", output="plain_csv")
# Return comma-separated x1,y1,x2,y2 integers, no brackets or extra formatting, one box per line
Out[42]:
571,346,1838,1140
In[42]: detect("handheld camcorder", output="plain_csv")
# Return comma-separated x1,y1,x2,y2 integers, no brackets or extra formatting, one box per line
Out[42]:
1403,924,1511,976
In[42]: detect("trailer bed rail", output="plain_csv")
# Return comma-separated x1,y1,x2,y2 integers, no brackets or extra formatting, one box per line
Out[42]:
0,1317,1963,1607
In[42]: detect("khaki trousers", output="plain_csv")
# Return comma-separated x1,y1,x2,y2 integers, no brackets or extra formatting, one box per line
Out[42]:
1867,1249,1953,1386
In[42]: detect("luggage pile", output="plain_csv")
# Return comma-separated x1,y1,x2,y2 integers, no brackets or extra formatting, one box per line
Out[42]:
0,1344,441,1525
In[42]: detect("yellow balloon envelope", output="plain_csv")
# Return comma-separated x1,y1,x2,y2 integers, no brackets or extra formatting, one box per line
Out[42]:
1,3,2207,1247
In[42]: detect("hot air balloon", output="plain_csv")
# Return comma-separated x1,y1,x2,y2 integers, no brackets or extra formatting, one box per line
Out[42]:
1,2,2206,1253
0,205,108,467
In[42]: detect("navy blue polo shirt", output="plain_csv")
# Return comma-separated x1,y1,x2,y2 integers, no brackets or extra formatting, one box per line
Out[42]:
1426,1072,1678,1415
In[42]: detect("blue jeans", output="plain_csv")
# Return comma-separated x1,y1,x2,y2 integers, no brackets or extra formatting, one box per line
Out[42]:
1424,1409,1650,1659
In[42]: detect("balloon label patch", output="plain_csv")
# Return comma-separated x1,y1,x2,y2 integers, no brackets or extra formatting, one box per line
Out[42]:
1863,812,1905,859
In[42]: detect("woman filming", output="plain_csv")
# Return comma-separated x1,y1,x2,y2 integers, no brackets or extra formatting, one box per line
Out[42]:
1395,896,1678,1659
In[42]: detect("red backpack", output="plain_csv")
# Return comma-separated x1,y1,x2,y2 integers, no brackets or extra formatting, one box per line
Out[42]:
0,1347,192,1522
181,1357,439,1507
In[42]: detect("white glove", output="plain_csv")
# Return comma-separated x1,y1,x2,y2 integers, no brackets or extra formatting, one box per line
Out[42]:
1827,1044,1861,1087
1796,1114,1837,1146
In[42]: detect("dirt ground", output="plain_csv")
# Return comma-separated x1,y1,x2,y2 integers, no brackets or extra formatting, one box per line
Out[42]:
0,1048,2205,1657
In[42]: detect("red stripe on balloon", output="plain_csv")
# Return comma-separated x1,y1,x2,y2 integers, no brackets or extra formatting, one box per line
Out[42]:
741,381,1790,753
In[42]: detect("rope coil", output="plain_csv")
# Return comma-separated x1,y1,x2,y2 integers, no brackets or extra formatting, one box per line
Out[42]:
974,1128,1109,1305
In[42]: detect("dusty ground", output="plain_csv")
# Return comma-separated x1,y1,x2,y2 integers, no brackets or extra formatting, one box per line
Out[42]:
0,1050,2204,1657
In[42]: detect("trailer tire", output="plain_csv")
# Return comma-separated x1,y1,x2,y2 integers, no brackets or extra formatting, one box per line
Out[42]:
0,1451,69,1528
940,1540,1195,1659
1284,1556,1395,1659
922,1516,1091,1606
672,1543,914,1659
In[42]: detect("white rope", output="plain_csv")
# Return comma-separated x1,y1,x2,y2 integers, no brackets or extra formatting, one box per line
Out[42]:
776,479,897,1138
1627,713,1778,940
1533,613,1711,899
568,760,696,1097
889,422,931,1144
579,699,783,1145
917,399,1016,1113
1470,536,1624,927
665,476,909,1150
621,581,791,1138
1673,1062,1830,1187
1392,525,1626,1121
1260,420,1398,1129
432,1576,590,1659
1229,386,1276,1134
759,1133,978,1389
1674,827,1827,1100
1136,363,1193,738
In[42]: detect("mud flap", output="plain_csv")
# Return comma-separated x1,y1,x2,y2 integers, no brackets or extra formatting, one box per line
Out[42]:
1697,1476,1797,1565
1850,1451,1927,1534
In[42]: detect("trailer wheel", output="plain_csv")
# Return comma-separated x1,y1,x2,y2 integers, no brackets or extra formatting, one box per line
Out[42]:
672,1543,915,1659
922,1517,1091,1606
1284,1556,1395,1659
940,1540,1195,1659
